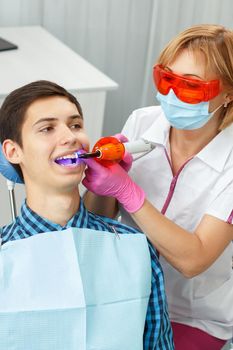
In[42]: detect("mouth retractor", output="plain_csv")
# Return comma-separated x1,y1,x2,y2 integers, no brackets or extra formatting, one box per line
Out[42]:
55,151,85,166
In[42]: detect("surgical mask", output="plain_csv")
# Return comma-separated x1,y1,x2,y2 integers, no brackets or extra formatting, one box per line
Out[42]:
156,90,222,130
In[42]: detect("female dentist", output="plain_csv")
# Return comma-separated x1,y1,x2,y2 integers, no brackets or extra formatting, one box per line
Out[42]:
83,24,233,350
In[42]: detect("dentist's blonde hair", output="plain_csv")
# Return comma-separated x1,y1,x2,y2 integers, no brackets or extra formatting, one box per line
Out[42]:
157,24,233,130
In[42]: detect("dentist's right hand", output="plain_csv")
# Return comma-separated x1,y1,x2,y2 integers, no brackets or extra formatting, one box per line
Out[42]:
82,157,145,213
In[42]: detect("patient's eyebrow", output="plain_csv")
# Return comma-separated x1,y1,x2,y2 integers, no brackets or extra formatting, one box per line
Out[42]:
33,114,82,127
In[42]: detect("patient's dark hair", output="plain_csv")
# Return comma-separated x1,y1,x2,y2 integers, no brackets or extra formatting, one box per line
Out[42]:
0,80,83,180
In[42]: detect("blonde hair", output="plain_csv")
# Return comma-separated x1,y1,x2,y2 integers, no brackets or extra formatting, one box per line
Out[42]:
157,24,233,130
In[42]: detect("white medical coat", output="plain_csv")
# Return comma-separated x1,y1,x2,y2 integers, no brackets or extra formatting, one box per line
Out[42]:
120,105,233,340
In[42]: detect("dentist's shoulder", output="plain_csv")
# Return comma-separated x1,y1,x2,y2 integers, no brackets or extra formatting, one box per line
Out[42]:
122,105,164,140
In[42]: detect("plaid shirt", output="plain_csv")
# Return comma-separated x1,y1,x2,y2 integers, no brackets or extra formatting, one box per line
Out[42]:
1,199,174,349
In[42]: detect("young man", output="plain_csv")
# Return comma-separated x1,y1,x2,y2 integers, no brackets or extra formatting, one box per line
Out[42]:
0,80,173,349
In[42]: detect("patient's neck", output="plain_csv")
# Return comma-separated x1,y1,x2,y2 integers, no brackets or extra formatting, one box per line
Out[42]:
25,186,80,226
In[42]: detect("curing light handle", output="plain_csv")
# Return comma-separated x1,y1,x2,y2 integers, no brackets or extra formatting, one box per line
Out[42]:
124,139,154,153
95,138,155,159
81,136,155,166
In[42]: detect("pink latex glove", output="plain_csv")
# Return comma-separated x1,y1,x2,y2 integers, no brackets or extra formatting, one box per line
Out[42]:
82,157,145,213
113,133,132,172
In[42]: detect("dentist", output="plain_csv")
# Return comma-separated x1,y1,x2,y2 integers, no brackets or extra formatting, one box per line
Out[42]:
83,24,233,350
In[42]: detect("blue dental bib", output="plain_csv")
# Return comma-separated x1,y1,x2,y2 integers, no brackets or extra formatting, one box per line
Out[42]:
0,228,151,350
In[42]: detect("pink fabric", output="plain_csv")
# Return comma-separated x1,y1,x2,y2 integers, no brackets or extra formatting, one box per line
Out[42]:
227,209,233,224
161,152,193,215
172,322,227,350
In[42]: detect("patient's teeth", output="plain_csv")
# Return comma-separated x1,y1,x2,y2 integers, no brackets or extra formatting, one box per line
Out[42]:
56,153,77,160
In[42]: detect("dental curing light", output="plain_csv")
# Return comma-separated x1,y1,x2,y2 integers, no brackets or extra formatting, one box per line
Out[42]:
78,136,155,167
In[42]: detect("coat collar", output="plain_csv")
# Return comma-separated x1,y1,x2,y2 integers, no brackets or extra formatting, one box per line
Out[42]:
141,107,233,172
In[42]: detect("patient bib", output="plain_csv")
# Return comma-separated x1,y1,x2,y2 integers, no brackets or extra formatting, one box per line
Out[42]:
0,228,151,350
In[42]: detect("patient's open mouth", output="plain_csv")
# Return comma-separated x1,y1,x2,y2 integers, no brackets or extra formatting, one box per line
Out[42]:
55,153,83,166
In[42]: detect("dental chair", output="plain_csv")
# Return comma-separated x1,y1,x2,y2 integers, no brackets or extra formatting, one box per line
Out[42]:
0,144,23,221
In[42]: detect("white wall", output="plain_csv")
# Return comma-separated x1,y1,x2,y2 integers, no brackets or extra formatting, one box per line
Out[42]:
1,0,232,135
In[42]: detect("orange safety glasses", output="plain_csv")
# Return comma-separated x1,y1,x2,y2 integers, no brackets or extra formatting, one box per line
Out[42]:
153,65,220,104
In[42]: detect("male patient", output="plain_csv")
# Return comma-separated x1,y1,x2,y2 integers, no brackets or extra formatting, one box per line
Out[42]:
0,80,173,349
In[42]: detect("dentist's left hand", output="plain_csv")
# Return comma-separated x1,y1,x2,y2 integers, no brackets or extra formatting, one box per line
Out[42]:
82,158,145,213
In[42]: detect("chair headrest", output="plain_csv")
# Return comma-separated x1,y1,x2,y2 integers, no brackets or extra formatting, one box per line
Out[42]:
0,144,24,184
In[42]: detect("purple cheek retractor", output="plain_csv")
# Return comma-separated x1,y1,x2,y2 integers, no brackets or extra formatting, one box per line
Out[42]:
55,150,85,166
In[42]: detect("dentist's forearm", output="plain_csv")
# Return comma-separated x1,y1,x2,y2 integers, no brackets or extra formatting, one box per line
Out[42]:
131,199,205,277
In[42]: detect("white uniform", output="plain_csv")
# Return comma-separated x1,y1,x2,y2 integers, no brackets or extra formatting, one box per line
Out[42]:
120,105,233,340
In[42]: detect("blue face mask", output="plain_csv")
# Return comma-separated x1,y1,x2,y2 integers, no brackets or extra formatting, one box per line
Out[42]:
156,90,222,130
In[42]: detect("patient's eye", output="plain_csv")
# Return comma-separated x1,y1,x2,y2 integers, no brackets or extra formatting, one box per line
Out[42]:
39,126,54,133
70,123,82,130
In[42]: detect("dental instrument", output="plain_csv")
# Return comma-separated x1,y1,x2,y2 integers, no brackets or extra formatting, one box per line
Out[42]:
78,136,156,167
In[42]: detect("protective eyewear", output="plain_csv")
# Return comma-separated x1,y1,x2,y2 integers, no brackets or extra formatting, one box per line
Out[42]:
153,65,220,104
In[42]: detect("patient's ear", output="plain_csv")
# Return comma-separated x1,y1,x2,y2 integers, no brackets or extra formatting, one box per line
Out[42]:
2,139,22,164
